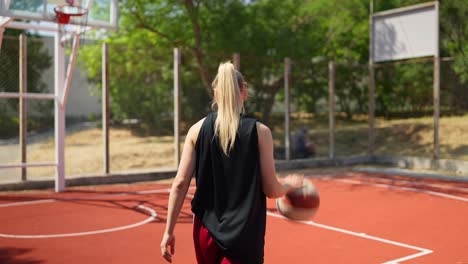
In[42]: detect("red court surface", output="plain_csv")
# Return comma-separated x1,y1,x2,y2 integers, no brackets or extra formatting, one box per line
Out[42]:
1,170,467,263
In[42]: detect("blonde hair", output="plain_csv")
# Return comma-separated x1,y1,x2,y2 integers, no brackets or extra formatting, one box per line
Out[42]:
212,62,245,156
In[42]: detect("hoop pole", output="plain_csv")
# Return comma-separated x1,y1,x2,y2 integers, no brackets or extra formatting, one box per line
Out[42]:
174,48,181,167
19,34,28,181
60,33,81,108
368,0,376,156
102,42,110,174
284,57,291,161
433,1,440,160
55,28,66,192
328,61,335,159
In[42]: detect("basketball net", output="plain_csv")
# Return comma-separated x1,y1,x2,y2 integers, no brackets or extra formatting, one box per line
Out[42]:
54,4,89,48
53,2,89,108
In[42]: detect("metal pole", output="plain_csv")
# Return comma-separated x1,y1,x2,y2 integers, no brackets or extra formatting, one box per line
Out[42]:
284,58,291,160
54,28,66,192
233,53,240,71
0,18,13,52
328,61,335,159
19,34,27,181
174,48,181,167
102,43,110,174
60,33,81,108
433,1,440,159
0,92,56,100
368,0,376,156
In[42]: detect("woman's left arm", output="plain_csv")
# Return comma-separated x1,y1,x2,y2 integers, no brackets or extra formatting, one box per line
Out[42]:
160,119,203,263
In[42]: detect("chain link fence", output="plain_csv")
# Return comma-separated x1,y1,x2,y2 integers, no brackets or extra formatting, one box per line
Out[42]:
105,43,176,173
1,33,467,184
374,60,434,158
439,59,468,161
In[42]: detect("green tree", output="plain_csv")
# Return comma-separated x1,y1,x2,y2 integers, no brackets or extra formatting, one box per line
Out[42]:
79,0,468,129
81,0,320,125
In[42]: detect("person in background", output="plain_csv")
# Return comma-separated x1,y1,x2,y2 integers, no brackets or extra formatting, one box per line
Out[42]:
160,61,304,263
292,128,316,159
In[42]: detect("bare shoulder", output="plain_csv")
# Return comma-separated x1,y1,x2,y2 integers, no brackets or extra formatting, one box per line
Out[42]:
256,121,272,139
187,117,206,144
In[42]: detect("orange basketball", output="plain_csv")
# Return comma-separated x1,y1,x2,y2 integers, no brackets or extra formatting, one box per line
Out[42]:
276,179,320,221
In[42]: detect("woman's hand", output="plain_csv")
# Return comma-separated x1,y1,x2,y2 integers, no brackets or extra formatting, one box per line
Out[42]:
161,232,175,263
282,173,305,191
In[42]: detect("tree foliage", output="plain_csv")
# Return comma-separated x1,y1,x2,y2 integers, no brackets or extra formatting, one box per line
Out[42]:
78,0,467,131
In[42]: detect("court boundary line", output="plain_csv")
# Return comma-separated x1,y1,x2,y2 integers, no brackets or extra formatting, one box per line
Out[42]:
332,178,468,203
318,175,468,262
354,175,468,193
0,187,198,238
0,187,192,208
353,166,468,183
267,212,433,263
0,205,157,239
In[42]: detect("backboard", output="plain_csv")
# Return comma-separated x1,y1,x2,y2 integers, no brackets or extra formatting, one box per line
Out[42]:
0,0,118,30
371,2,437,62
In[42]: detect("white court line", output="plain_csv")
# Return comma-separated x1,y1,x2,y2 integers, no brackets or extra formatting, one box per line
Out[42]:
0,205,157,239
354,175,468,193
268,212,433,263
0,186,196,238
333,178,468,203
0,186,196,208
321,175,468,262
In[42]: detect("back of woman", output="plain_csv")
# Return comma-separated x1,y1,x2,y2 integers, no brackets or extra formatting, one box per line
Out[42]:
192,111,266,263
160,61,303,264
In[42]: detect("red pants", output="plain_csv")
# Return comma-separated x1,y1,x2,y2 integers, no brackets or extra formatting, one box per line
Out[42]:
193,216,240,264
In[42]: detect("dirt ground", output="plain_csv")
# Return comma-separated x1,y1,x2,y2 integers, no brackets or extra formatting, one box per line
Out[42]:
0,128,179,182
0,115,467,182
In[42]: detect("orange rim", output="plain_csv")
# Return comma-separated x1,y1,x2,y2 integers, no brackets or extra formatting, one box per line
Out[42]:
54,5,88,24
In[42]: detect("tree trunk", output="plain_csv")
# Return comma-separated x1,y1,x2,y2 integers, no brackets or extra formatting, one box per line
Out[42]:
184,0,212,97
261,93,276,125
191,47,213,97
261,79,284,125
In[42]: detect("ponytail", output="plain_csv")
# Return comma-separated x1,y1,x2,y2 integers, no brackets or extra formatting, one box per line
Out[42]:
212,62,245,156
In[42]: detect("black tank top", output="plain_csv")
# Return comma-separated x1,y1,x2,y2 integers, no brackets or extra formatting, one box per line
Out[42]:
191,112,266,263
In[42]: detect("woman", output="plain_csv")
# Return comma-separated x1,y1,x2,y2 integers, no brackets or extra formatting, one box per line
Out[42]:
160,62,303,263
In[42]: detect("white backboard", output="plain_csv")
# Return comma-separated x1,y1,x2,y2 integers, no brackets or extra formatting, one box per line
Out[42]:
0,0,118,30
372,2,438,62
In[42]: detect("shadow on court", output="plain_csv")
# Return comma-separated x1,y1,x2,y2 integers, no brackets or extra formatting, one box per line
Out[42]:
0,247,43,264
0,190,194,224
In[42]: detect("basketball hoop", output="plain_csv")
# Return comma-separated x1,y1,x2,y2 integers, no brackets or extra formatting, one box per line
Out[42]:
54,5,88,25
54,5,89,47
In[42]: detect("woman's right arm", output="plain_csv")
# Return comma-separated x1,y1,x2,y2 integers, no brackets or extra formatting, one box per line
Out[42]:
257,122,303,198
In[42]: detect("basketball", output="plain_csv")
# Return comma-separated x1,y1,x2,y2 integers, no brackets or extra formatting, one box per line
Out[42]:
276,179,320,221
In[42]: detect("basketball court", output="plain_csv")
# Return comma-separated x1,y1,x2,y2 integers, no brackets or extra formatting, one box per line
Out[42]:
0,168,467,263
1,1,467,263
